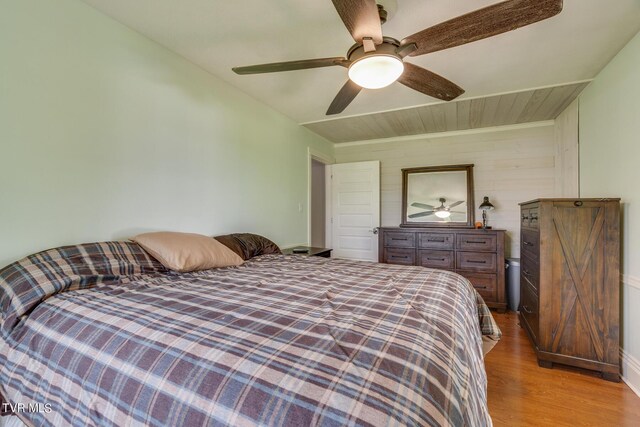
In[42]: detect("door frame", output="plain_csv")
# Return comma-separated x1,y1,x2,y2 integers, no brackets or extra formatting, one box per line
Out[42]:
307,147,334,247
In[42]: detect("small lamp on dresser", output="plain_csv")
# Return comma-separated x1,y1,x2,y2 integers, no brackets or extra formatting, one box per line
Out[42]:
479,196,494,229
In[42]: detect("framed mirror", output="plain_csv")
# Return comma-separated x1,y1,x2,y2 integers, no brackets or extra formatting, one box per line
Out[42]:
401,164,475,228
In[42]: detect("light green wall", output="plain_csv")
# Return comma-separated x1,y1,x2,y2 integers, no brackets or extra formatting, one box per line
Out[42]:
0,0,333,267
579,31,640,363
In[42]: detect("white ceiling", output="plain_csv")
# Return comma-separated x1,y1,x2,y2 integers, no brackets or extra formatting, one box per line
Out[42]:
80,0,640,124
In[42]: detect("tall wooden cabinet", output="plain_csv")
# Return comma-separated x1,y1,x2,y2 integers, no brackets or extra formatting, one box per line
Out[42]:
378,227,506,312
519,198,620,381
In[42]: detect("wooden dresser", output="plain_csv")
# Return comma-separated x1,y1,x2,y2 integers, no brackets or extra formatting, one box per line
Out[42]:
519,198,620,381
378,227,506,312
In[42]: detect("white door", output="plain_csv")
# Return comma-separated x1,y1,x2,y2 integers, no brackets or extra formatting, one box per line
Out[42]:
330,161,380,261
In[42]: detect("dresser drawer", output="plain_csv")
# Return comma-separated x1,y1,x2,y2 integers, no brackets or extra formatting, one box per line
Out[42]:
457,251,497,272
520,280,539,341
521,253,539,293
521,229,540,257
384,232,416,248
418,233,454,250
459,272,497,302
384,248,415,265
456,234,497,252
418,250,454,269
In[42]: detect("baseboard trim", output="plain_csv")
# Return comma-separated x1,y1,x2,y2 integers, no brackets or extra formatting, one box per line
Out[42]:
620,274,640,397
620,347,640,398
622,274,640,291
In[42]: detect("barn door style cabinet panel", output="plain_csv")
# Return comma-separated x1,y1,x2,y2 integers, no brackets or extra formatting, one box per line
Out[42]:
519,198,620,381
378,227,506,312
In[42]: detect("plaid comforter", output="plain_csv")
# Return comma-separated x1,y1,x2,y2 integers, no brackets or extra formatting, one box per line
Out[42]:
0,242,500,427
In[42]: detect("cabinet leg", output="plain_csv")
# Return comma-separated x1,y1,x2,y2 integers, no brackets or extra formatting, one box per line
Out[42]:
601,372,620,382
538,359,553,369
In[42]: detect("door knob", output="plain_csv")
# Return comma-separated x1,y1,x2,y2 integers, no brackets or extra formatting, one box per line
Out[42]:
371,228,379,235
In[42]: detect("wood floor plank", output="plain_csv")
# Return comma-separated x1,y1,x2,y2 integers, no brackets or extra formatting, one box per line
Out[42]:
486,312,640,426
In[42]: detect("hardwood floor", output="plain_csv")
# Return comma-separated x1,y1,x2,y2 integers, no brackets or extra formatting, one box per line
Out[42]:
486,311,640,426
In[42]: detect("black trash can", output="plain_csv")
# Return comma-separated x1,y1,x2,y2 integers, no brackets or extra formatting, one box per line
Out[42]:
506,258,520,312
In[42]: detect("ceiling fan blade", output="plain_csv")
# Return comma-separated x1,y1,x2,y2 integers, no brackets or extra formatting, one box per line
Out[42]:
401,0,563,57
233,57,349,75
448,201,465,209
331,0,383,45
411,202,435,209
408,211,435,219
326,80,362,115
398,63,465,101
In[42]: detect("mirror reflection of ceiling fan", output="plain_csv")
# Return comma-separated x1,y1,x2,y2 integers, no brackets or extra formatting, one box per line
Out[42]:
232,0,563,115
409,198,465,220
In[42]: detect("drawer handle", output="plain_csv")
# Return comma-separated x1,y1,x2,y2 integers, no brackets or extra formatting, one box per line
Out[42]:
468,260,487,264
522,305,533,314
427,258,446,261
391,255,409,259
391,238,408,241
465,240,487,244
522,215,530,221
475,285,488,290
523,241,533,246
428,238,446,243
530,216,538,221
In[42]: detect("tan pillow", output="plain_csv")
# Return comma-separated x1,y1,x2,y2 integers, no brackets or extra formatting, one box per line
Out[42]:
131,232,243,272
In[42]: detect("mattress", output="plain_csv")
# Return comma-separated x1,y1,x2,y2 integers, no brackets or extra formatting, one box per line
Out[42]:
0,242,500,426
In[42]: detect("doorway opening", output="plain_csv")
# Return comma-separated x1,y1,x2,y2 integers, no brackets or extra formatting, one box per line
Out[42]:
310,159,326,247
307,147,333,249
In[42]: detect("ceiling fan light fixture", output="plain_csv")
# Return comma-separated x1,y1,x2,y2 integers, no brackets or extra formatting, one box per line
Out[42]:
348,54,404,89
434,210,451,219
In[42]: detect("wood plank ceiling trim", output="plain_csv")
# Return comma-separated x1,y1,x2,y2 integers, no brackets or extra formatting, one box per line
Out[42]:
304,82,590,143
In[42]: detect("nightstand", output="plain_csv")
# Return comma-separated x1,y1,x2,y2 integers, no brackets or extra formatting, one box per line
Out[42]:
282,246,332,258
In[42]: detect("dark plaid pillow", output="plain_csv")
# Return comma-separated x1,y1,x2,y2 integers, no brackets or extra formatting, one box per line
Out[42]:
0,241,166,334
214,233,281,260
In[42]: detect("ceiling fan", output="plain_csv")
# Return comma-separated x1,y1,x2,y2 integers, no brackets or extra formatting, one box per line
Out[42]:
409,198,465,219
232,0,563,115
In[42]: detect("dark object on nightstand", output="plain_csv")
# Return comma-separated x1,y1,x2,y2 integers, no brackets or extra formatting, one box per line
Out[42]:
519,198,620,381
282,246,332,258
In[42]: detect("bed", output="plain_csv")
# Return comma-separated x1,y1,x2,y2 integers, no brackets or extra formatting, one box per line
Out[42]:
0,241,500,426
